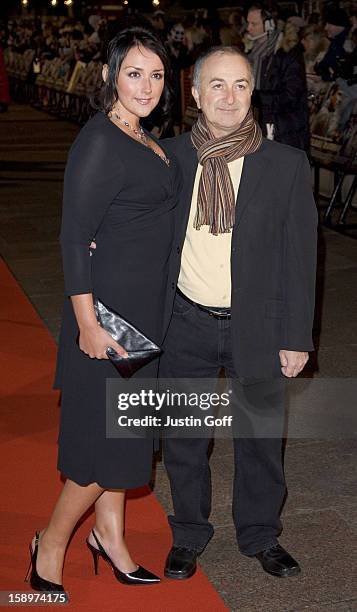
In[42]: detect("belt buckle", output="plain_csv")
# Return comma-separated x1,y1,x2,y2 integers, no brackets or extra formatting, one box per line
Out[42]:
208,309,231,319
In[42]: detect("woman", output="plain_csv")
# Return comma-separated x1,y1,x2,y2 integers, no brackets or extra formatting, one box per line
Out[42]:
26,26,181,594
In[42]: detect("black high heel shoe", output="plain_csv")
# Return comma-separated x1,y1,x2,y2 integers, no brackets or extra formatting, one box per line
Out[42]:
25,532,67,597
86,529,160,585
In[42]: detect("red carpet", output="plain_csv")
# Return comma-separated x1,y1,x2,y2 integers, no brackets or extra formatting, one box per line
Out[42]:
0,257,228,610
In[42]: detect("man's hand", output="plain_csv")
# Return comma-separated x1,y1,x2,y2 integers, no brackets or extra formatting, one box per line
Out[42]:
279,350,309,378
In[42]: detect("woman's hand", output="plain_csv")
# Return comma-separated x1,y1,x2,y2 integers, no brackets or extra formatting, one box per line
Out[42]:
79,323,128,360
71,293,128,360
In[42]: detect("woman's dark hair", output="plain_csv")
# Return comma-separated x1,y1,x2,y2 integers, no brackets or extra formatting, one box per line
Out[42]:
93,25,173,118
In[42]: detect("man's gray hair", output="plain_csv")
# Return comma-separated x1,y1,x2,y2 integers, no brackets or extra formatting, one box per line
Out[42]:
192,46,255,91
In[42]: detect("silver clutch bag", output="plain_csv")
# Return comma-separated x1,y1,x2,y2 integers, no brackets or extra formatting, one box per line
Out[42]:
94,298,161,378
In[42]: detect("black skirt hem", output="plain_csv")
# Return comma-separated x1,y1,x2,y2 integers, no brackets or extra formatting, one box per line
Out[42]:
57,465,151,491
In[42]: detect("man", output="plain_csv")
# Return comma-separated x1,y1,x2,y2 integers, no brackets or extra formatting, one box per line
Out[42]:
160,46,317,580
246,4,310,151
314,7,350,82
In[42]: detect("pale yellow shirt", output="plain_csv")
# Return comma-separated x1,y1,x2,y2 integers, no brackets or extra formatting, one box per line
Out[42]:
178,157,244,308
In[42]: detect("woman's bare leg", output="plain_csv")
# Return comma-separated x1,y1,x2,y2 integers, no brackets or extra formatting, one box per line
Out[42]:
88,490,137,573
34,479,103,584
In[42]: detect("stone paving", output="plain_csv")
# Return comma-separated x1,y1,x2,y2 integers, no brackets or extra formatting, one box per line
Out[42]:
1,104,356,612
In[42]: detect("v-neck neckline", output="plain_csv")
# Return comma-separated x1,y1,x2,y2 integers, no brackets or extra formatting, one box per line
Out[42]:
103,112,170,168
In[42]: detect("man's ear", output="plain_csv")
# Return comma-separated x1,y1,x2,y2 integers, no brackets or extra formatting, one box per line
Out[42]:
191,86,201,110
102,64,109,83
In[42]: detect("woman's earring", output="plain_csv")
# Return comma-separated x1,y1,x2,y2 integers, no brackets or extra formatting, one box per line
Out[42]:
102,64,109,83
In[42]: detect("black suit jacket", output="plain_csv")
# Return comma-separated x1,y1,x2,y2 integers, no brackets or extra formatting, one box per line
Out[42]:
163,132,318,378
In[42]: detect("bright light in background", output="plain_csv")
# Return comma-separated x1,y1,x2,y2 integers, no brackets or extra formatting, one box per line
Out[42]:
152,0,160,5
123,0,128,4
21,0,28,5
64,0,73,5
50,0,57,5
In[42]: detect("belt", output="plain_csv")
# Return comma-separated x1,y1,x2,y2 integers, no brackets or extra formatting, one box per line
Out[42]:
176,288,231,320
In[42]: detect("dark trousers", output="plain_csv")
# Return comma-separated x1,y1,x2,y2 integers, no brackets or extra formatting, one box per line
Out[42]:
160,292,287,556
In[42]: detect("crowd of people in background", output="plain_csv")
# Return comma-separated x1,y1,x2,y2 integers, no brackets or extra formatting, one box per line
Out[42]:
1,3,357,153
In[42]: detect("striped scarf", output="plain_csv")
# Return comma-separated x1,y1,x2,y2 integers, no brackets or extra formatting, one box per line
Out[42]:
191,108,262,235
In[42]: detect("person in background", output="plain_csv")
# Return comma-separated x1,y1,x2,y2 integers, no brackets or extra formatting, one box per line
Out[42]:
219,11,245,49
301,25,329,76
184,15,210,58
314,7,350,82
165,22,191,134
287,15,306,37
246,3,310,151
151,10,167,41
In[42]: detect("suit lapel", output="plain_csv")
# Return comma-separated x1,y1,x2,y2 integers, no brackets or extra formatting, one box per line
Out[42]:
177,137,270,243
235,143,270,225
178,141,198,243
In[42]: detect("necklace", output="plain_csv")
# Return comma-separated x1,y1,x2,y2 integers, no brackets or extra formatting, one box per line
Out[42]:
112,111,147,143
111,110,170,167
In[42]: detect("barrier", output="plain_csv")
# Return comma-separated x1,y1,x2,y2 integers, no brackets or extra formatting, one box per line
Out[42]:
5,50,102,125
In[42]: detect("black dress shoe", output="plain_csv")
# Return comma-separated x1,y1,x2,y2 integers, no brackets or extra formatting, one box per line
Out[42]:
255,544,301,577
164,546,198,580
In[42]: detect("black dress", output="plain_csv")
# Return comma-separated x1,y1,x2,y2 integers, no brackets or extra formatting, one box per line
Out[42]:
54,112,180,489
